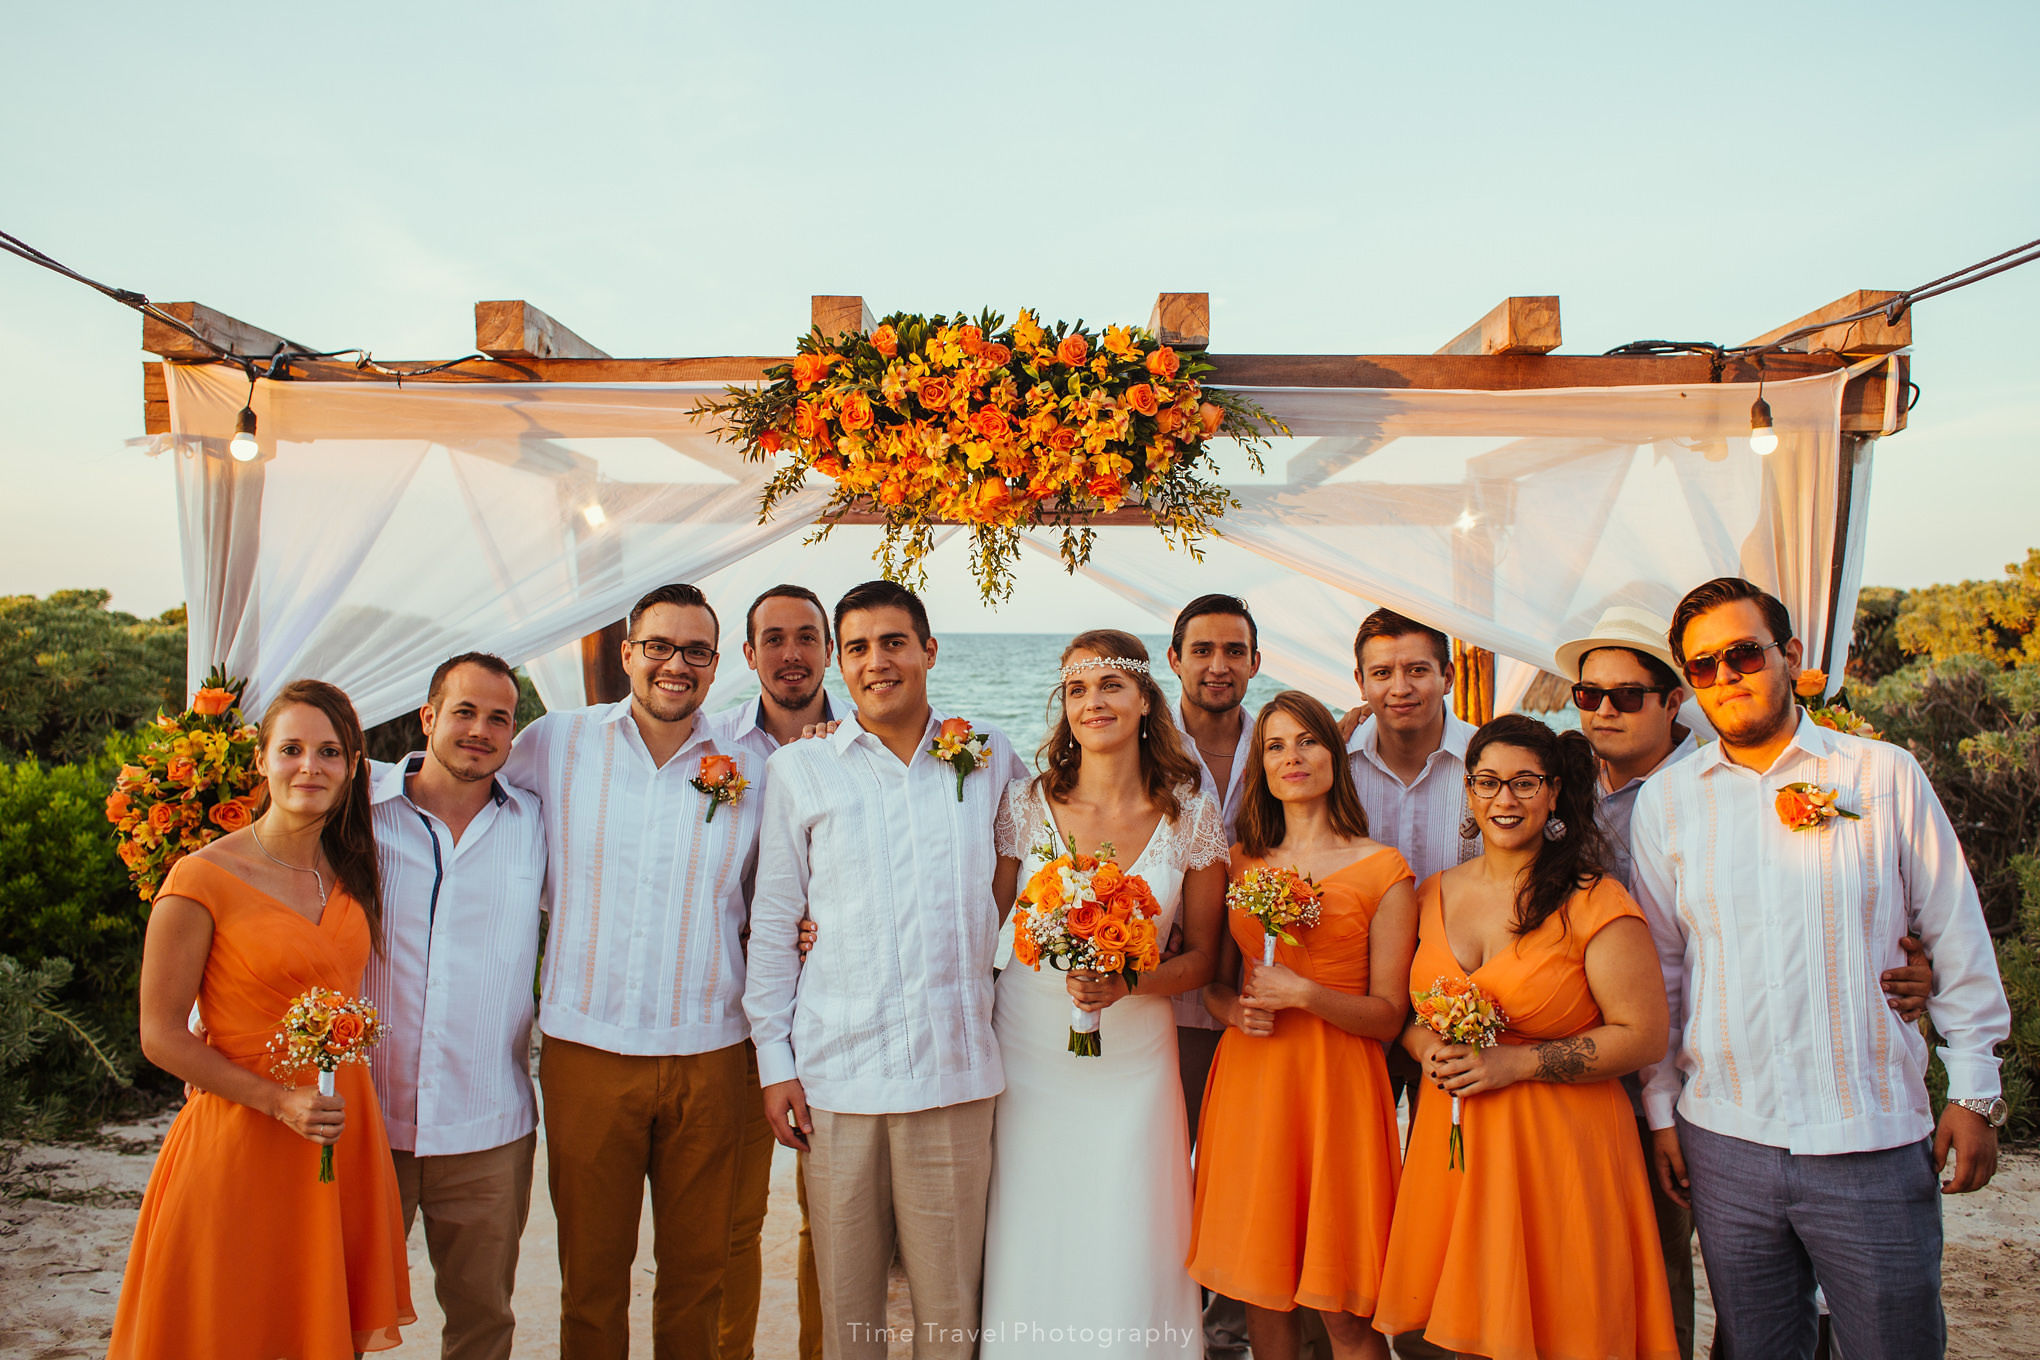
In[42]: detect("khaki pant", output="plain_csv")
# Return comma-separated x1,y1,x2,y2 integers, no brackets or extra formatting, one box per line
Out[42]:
390,1132,537,1360
805,1101,995,1360
541,1036,749,1360
719,1046,822,1360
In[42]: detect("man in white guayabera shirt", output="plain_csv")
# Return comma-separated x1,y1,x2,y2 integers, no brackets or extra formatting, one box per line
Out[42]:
366,652,545,1360
503,583,762,1360
1634,576,2011,1360
745,579,1024,1360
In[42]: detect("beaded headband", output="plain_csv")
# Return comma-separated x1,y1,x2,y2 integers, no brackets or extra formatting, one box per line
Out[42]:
1058,656,1152,683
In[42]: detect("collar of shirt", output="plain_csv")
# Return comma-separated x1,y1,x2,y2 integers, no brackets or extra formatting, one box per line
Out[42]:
1173,700,1254,822
827,706,946,763
1347,708,1477,782
1603,727,1700,797
591,695,724,768
372,752,511,809
1695,708,1826,780
729,690,837,748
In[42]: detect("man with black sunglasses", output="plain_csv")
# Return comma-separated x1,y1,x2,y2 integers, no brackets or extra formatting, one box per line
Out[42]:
1630,577,2010,1360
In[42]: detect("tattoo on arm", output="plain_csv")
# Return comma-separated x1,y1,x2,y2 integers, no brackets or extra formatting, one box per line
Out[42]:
1533,1035,1596,1083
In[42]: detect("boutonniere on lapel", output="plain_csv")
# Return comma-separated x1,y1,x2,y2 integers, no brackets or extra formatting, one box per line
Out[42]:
1775,782,1860,832
929,717,992,802
691,754,749,824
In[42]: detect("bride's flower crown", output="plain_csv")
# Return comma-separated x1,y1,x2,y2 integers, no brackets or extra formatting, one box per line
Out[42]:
1058,656,1152,683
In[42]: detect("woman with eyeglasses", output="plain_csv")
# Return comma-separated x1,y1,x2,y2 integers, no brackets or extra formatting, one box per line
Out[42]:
1373,715,1678,1360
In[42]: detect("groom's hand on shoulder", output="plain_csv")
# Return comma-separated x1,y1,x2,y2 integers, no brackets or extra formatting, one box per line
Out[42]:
763,1078,813,1151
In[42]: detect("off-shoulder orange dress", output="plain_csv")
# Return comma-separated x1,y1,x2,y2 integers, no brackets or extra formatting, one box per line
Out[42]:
1187,847,1412,1316
1374,874,1677,1360
109,856,413,1360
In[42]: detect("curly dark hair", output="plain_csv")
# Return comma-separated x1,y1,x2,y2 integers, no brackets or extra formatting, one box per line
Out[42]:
1464,714,1610,937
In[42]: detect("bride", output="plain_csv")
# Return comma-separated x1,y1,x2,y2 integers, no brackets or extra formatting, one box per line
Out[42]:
982,629,1226,1357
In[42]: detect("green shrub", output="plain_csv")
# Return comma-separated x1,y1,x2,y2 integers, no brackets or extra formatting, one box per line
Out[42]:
1846,586,1910,686
0,590,185,765
0,954,130,1140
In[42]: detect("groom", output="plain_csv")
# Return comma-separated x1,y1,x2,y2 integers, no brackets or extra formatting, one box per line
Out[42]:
744,579,1024,1360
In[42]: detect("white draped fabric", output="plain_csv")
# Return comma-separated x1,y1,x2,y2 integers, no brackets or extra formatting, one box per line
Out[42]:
156,362,1873,726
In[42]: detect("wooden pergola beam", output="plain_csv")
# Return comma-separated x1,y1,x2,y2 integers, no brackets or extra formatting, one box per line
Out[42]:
1150,293,1210,348
1436,296,1562,356
141,301,306,361
475,300,610,360
812,295,875,340
1743,289,1910,355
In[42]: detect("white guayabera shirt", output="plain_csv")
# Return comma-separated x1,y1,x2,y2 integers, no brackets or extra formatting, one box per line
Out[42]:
1344,709,1480,884
502,699,762,1058
744,709,1025,1115
364,755,546,1157
1631,712,2010,1155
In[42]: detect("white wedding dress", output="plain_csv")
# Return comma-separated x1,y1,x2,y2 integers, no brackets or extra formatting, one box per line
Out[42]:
979,777,1226,1358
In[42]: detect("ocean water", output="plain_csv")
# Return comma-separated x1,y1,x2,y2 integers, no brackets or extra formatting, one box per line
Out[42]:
705,633,1295,765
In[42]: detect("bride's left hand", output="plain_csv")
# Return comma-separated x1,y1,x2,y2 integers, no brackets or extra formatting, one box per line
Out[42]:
1067,969,1129,1012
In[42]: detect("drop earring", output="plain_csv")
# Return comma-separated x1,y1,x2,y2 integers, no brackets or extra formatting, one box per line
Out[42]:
1459,813,1480,840
1544,816,1568,842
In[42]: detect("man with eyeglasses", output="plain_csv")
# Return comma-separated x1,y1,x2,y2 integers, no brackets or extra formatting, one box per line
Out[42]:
1629,577,2010,1360
504,582,761,1360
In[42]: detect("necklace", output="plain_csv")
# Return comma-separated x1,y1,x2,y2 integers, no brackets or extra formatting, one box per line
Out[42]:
251,822,328,905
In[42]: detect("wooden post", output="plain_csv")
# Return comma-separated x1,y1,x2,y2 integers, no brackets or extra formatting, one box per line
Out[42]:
580,621,630,705
1149,293,1210,348
811,295,876,340
475,301,610,360
1452,640,1496,725
1436,297,1562,357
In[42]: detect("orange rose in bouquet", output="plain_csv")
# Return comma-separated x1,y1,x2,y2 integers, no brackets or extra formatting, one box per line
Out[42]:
690,753,749,825
269,987,385,1182
1012,828,1165,1056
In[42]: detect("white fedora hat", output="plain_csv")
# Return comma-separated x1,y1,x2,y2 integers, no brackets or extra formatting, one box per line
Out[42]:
1554,605,1680,681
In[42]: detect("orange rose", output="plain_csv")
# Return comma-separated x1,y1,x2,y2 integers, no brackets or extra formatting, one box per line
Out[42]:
148,801,177,834
1775,787,1818,830
1091,862,1124,898
105,791,130,824
917,376,954,411
871,324,899,359
700,754,737,785
939,717,972,744
840,391,875,432
1155,405,1183,434
191,687,235,717
1057,334,1089,366
1795,670,1828,698
209,799,252,832
879,480,908,506
813,454,845,478
327,1011,367,1048
1092,950,1126,972
792,402,823,440
1066,903,1104,939
981,341,1012,366
1198,402,1225,436
1013,911,1040,967
1087,474,1125,503
1047,426,1080,454
1145,346,1180,379
791,352,831,388
1125,383,1160,417
970,407,1010,439
758,427,786,454
1093,917,1134,955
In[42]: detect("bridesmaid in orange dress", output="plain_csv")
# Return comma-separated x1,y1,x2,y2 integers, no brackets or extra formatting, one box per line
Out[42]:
111,679,412,1360
1189,691,1418,1360
1375,715,1675,1360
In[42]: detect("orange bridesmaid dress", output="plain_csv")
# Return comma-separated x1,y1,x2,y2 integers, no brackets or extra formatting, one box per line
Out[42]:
1187,847,1412,1316
1374,874,1677,1360
109,856,413,1360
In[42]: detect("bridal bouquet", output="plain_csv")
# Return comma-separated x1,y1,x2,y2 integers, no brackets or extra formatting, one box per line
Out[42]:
1011,832,1163,1056
268,988,386,1182
1410,975,1508,1170
1227,864,1323,967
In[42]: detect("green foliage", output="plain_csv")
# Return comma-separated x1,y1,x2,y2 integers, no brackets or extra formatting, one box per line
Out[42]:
1992,855,2040,1137
1846,586,1910,685
1858,656,2040,935
1893,548,2040,670
0,954,131,1140
0,590,186,765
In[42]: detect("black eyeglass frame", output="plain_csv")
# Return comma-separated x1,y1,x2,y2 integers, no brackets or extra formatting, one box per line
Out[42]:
1571,683,1676,715
1681,640,1782,689
1464,772,1554,800
628,638,719,667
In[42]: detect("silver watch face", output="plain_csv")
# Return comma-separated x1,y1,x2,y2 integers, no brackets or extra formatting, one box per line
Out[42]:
1960,1097,2010,1128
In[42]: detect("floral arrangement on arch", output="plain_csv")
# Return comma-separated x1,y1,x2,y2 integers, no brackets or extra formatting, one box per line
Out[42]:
704,310,1287,602
1794,669,1883,740
105,666,264,901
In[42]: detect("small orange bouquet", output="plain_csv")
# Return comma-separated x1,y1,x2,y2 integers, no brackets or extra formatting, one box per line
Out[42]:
268,987,386,1182
691,753,749,824
1775,781,1860,832
1227,865,1323,969
1011,831,1163,1056
1411,975,1508,1169
929,717,991,801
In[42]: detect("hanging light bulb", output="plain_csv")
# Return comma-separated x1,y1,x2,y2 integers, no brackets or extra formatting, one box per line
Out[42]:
1748,397,1779,456
581,501,607,529
229,406,259,462
1453,508,1478,533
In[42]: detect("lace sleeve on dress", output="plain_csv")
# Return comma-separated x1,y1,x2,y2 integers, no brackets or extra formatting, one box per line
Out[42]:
1184,787,1232,870
995,777,1037,860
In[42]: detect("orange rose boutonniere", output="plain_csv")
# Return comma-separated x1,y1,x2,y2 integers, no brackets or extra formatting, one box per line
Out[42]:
929,716,992,801
691,754,749,824
1775,782,1861,832
269,987,385,1182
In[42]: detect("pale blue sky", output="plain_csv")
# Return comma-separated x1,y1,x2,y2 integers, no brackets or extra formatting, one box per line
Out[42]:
3,2,2035,630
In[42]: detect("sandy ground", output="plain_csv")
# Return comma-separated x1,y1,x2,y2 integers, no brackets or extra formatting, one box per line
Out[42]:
4,1107,2036,1359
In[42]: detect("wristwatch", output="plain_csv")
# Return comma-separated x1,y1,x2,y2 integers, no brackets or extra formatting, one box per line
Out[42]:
1950,1096,2009,1128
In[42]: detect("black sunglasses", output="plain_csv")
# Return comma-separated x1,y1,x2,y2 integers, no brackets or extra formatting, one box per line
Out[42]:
1682,640,1781,688
1572,684,1674,714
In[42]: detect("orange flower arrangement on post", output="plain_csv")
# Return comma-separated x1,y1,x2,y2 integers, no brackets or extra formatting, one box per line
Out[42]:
105,666,264,901
702,310,1288,603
